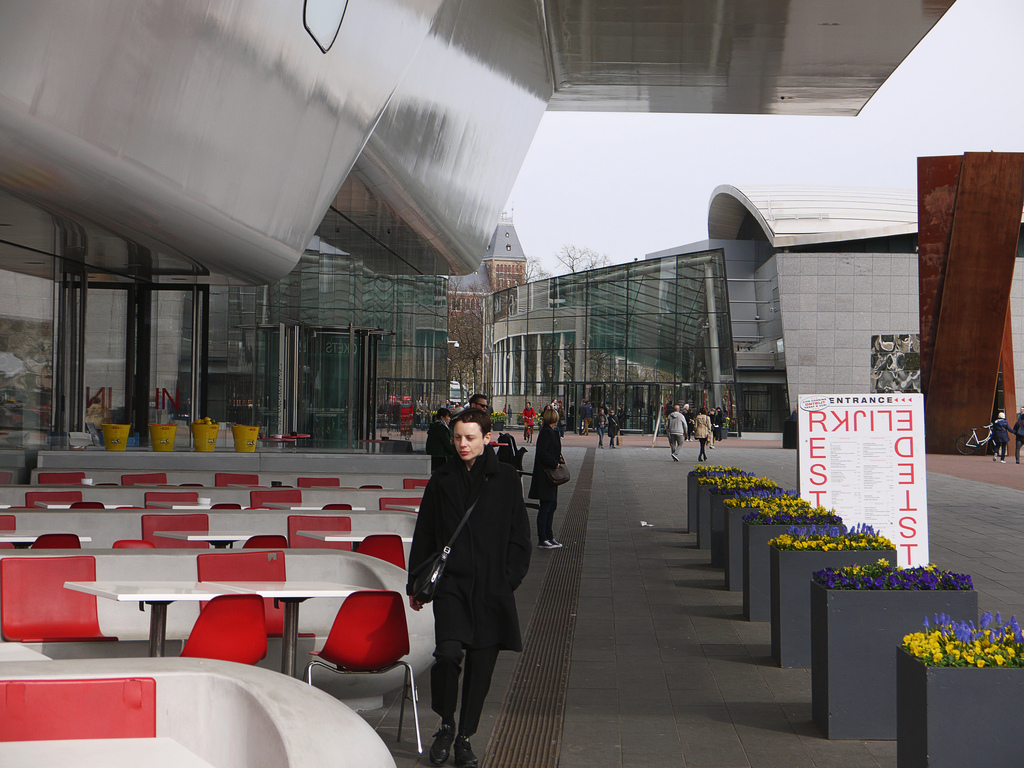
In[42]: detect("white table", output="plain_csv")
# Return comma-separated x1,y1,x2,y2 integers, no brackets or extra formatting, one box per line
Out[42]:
382,504,420,513
0,532,92,549
296,530,412,543
0,643,51,662
64,580,358,678
144,502,212,510
152,531,253,548
0,737,216,768
262,503,366,511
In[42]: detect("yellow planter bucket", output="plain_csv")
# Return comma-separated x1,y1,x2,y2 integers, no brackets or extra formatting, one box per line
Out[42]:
149,424,177,452
191,423,220,452
101,423,131,451
232,425,260,453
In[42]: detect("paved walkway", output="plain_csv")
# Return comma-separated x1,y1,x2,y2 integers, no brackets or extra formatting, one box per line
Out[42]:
364,440,1024,766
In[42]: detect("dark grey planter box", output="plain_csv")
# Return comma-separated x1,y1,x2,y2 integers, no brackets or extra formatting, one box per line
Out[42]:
686,472,699,534
697,485,714,550
811,582,978,740
709,492,728,566
771,546,895,668
724,506,756,591
742,523,793,621
897,648,1024,767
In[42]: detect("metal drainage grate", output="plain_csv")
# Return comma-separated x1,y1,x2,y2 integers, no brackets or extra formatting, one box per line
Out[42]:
482,448,595,768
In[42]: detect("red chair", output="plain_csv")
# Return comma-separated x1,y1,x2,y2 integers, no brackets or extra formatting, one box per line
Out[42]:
121,472,167,486
243,534,289,549
379,497,421,511
403,478,429,490
113,539,157,549
24,490,82,507
211,502,242,509
287,515,352,550
305,591,420,752
250,489,302,509
180,594,267,664
297,477,340,488
197,550,289,636
141,513,210,548
360,484,383,489
0,556,117,642
0,471,12,484
356,534,406,569
322,503,353,511
31,533,81,549
70,501,105,509
0,515,14,531
0,678,156,741
216,472,260,487
144,491,199,507
37,471,87,485
0,543,13,550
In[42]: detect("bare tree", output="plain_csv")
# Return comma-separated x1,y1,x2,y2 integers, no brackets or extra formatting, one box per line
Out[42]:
554,244,610,274
447,275,485,400
525,256,551,282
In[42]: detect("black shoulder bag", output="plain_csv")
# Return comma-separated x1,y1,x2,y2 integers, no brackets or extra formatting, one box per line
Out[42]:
411,489,483,604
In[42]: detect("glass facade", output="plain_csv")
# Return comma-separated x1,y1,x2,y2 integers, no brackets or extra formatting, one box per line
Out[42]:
486,250,736,434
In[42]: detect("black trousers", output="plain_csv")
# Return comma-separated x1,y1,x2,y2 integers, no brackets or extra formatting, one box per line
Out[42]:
431,640,500,737
698,438,708,461
537,498,557,543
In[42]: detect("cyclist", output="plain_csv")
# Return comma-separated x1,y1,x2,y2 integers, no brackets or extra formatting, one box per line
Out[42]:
522,401,536,443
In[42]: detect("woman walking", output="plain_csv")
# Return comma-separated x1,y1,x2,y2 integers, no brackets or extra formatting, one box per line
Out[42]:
694,406,713,462
408,409,532,767
529,408,565,549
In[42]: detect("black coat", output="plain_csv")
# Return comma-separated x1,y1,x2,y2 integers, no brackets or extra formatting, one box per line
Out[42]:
528,424,561,502
406,446,531,651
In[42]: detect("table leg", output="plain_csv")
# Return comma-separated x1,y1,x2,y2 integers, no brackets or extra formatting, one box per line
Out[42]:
281,599,302,677
147,602,170,657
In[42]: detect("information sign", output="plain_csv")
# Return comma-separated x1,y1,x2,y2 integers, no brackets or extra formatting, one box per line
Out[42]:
798,393,928,567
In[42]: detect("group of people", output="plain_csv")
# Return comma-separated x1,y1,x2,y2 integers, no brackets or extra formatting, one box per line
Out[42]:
987,407,1024,464
414,393,566,767
664,403,729,462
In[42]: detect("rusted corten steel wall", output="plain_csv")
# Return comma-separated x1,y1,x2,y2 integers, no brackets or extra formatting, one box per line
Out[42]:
919,153,1024,454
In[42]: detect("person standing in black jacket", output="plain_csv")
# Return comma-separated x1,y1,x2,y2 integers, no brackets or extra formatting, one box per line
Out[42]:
408,408,531,768
1014,407,1024,464
425,408,457,472
528,408,564,549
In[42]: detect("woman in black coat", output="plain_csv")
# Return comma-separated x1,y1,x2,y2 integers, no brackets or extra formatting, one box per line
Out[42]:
528,407,564,549
407,408,531,767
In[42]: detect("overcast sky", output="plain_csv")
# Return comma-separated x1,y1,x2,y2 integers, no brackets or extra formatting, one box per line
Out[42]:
505,0,1024,274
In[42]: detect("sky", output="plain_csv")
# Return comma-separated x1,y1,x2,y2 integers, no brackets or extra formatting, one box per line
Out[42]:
505,0,1024,275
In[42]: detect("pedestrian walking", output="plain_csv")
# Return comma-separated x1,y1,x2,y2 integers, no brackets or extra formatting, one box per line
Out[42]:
666,404,686,461
426,407,457,473
607,409,620,448
581,400,593,435
528,408,564,549
594,408,607,448
992,411,1010,463
694,406,712,462
1014,407,1024,464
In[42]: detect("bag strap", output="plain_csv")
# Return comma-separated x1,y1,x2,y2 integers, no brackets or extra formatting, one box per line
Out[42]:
441,476,488,553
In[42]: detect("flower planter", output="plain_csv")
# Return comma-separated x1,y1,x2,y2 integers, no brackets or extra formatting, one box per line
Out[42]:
810,582,977,739
686,473,699,534
709,492,728,567
770,546,895,667
697,485,714,550
896,648,1024,766
742,523,792,621
724,506,755,591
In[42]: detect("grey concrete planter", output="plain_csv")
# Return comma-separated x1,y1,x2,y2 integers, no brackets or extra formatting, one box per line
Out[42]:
724,506,756,592
709,492,728,566
742,523,792,621
770,546,895,668
697,485,714,550
811,582,978,740
686,472,699,534
896,648,1024,767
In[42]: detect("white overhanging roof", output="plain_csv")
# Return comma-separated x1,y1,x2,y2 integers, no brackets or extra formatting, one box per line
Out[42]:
708,185,920,247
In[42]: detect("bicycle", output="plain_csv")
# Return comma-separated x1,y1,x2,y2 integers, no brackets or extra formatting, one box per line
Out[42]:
523,422,534,443
955,424,993,455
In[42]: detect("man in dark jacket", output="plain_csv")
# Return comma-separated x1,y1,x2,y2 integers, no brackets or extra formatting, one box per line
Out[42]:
992,411,1011,464
425,408,457,472
408,409,531,767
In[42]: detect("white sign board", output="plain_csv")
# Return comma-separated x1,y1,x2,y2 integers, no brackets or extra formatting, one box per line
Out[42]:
798,393,928,567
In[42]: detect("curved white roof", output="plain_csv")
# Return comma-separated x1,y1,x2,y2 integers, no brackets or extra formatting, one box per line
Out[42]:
708,185,919,247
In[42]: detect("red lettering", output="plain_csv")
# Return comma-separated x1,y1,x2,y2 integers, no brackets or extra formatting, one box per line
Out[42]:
877,410,893,430
831,412,849,432
897,463,915,484
899,542,918,567
899,489,918,512
809,437,826,458
809,411,826,432
809,464,828,486
894,436,914,458
163,388,180,411
853,410,868,430
808,490,827,505
895,410,913,431
898,516,917,538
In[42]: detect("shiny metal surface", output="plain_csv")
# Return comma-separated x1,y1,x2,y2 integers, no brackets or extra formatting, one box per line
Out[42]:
545,0,955,114
0,0,440,283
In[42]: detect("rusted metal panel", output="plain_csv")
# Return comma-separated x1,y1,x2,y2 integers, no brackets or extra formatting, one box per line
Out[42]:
1002,307,1016,420
917,155,961,395
924,152,1024,453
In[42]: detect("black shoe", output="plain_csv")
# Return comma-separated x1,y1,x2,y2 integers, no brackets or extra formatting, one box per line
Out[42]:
430,725,455,766
453,735,479,768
